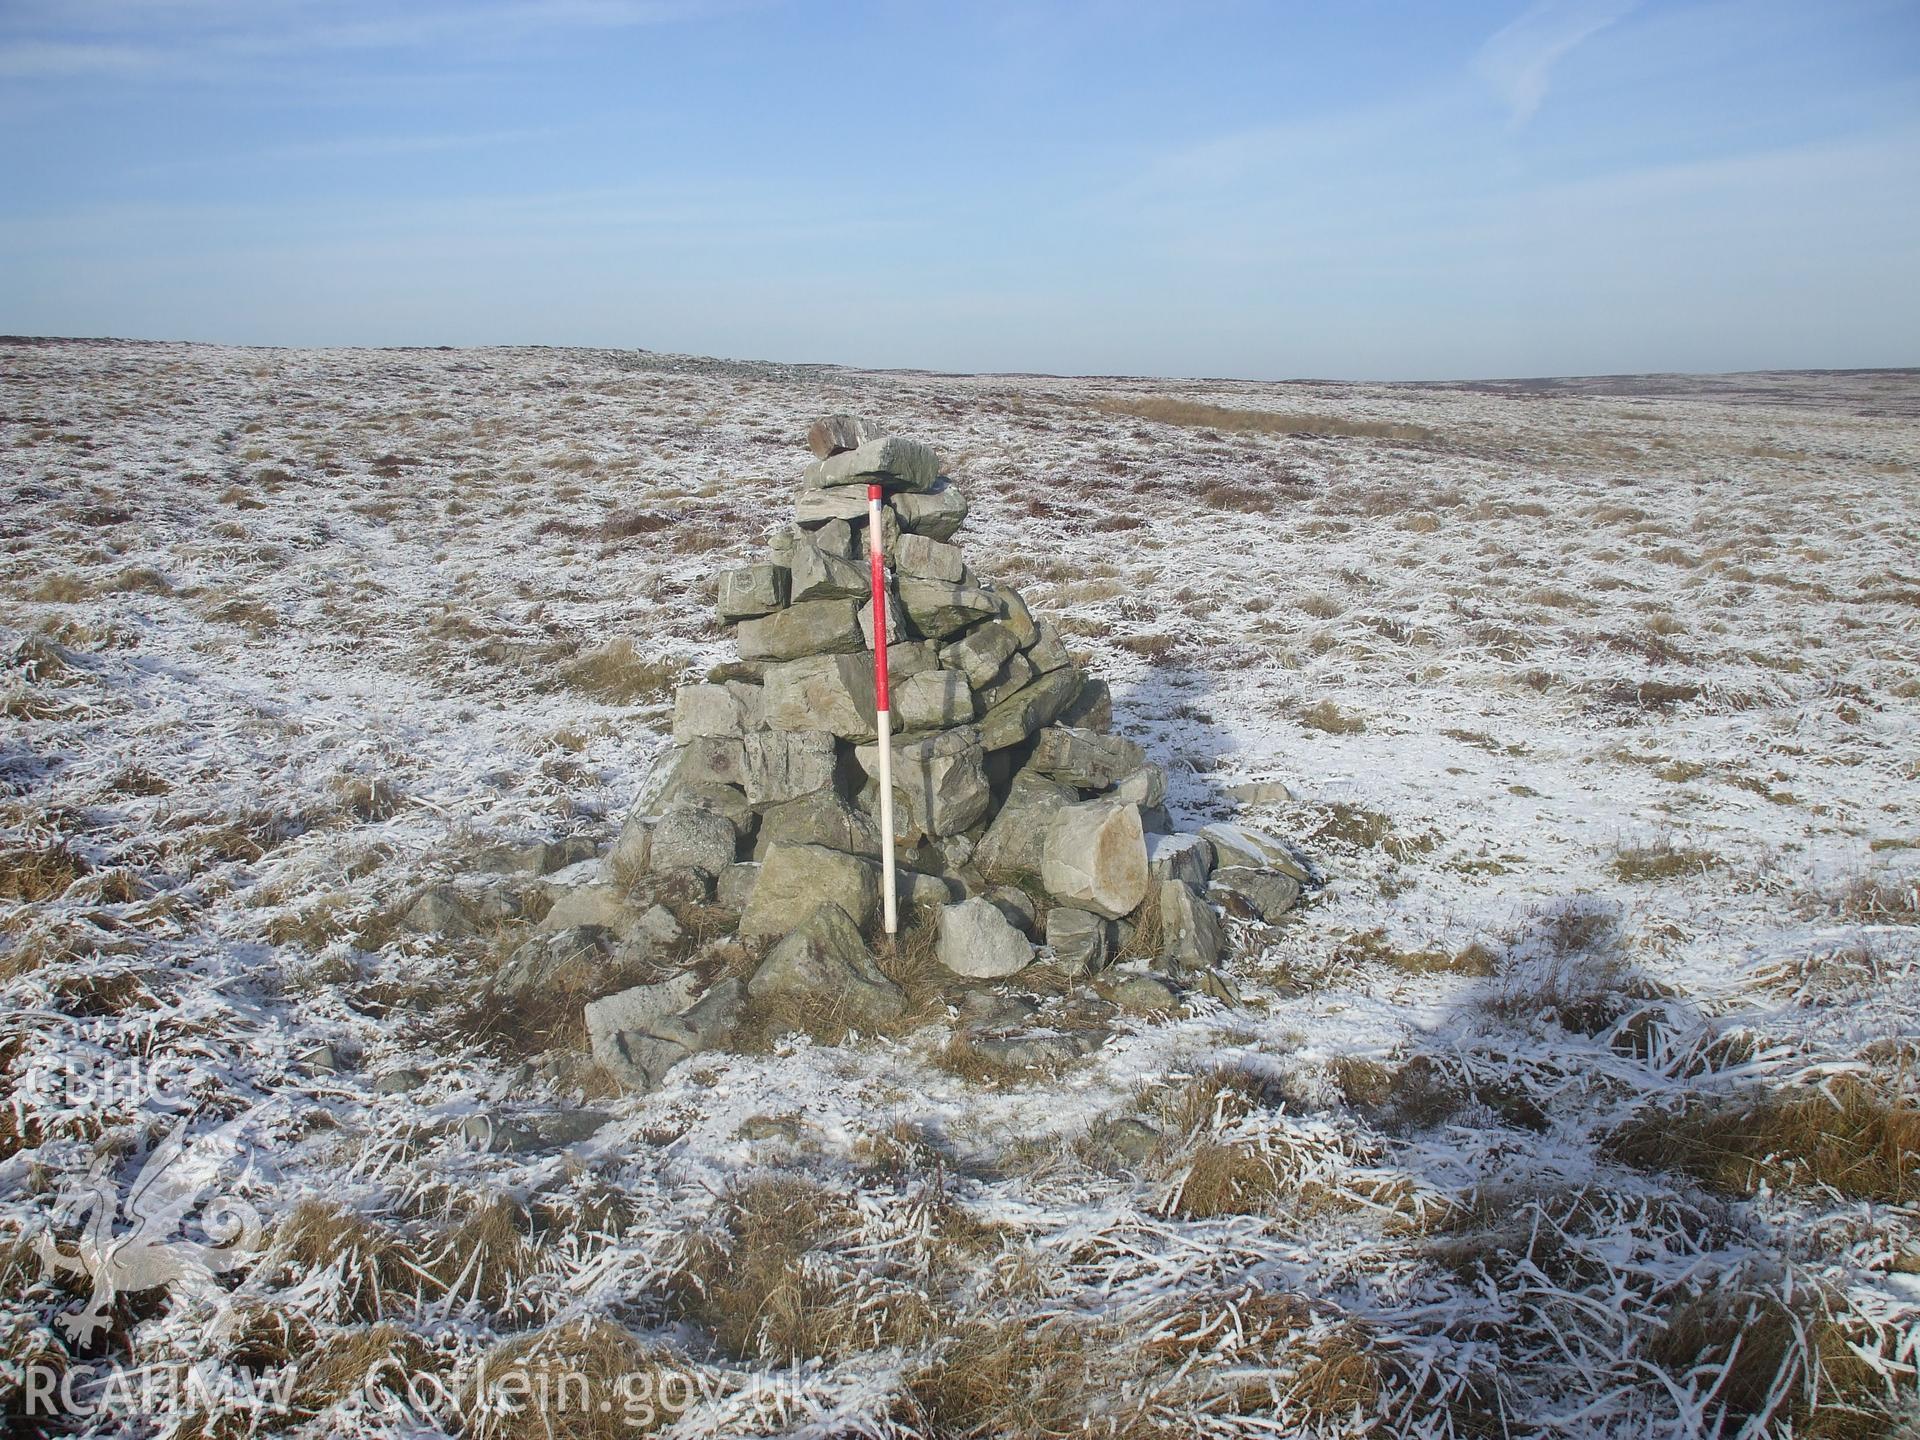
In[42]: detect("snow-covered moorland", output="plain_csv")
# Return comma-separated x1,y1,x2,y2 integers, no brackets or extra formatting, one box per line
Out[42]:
2,338,1917,1438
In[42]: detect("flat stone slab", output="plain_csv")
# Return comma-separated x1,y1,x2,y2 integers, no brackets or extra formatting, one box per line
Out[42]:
803,436,939,492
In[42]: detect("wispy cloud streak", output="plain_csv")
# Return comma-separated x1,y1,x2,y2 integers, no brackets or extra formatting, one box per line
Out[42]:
1476,0,1642,124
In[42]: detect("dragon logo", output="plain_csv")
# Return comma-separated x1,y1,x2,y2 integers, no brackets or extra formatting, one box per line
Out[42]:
35,1112,265,1345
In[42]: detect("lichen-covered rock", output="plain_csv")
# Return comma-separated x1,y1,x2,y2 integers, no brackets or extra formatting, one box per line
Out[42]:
1209,866,1302,923
975,770,1077,876
665,781,754,838
737,598,865,662
889,480,967,540
763,652,876,740
739,730,837,806
988,583,1037,646
754,790,879,858
1028,726,1147,791
975,651,1037,711
1058,676,1113,732
718,861,760,912
648,801,738,878
937,897,1034,979
794,485,870,526
978,666,1081,750
749,903,905,1024
894,532,966,583
1046,907,1112,972
1158,880,1225,972
738,842,880,936
858,726,991,839
941,621,1022,687
671,681,765,740
896,579,999,639
717,564,789,622
1025,624,1072,674
787,537,870,603
1041,799,1148,920
1104,971,1182,1013
894,669,974,732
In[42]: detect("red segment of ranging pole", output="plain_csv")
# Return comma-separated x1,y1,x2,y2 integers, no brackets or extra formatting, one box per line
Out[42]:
867,483,898,935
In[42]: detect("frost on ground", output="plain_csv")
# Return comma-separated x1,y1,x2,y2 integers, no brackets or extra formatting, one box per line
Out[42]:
2,339,1918,1438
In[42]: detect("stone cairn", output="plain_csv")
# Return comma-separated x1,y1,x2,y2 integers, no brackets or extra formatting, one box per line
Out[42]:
552,416,1309,1093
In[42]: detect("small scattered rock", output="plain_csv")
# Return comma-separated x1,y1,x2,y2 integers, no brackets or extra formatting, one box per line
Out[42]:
1158,880,1226,972
1045,907,1112,972
1209,866,1303,923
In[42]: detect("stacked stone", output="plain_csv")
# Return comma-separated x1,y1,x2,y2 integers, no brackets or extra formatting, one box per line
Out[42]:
575,415,1309,1092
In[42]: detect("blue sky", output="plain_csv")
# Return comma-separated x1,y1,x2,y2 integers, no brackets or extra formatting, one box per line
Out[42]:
1,0,1915,379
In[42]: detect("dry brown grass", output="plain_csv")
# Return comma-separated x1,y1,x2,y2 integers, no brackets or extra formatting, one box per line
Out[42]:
0,838,90,901
552,639,684,706
463,1317,688,1439
1609,1076,1920,1204
1610,839,1726,883
1645,1279,1914,1440
1091,395,1437,444
671,1174,936,1362
1298,699,1367,735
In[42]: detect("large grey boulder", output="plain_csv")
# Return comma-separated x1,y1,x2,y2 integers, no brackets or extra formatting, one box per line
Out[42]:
858,727,990,839
978,666,1082,750
718,861,760,912
749,903,905,1025
1028,726,1147,791
717,564,789,622
1202,823,1313,884
1209,866,1303,923
738,842,880,936
787,537,870,603
893,533,966,584
937,897,1034,979
1147,832,1214,888
803,436,939,492
737,599,864,662
585,972,702,1091
887,639,941,680
649,802,737,878
894,669,974,732
889,481,967,540
941,621,1022,688
754,790,879,858
1046,908,1112,973
763,653,876,740
739,730,836,806
1057,676,1113,732
975,770,1078,877
1158,881,1225,972
1041,799,1148,920
896,579,999,639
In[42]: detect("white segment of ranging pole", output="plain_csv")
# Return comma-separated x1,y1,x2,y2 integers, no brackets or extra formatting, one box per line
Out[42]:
867,483,898,935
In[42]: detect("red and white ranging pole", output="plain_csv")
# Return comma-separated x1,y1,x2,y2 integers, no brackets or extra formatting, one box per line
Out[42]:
867,483,898,935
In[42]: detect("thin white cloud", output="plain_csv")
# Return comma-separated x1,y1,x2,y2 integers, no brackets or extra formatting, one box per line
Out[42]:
1476,0,1642,124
